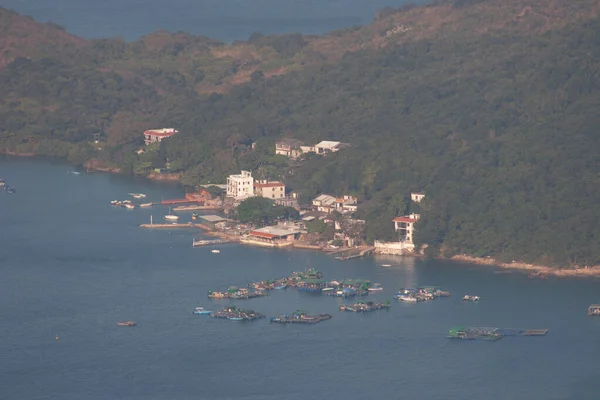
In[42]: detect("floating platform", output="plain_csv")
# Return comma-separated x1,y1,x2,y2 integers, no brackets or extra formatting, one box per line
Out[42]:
339,301,391,312
208,288,267,300
270,311,332,324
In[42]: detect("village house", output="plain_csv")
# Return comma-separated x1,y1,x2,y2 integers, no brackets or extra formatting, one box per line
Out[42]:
143,128,179,145
275,192,299,208
254,180,285,200
300,140,350,155
335,195,358,214
393,213,421,246
275,138,304,159
411,192,426,203
312,194,337,213
226,170,254,200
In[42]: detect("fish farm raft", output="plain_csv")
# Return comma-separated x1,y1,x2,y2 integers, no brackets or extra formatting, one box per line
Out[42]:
211,306,265,321
339,301,391,313
270,311,332,324
447,327,549,341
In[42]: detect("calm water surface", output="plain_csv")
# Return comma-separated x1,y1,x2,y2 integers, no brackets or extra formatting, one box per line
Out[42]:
1,156,599,399
3,0,426,42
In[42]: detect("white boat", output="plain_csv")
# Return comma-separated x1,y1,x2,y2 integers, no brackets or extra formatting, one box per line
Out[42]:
368,283,384,292
129,193,147,199
164,207,179,221
322,287,334,292
381,264,392,267
139,203,153,208
398,295,418,303
211,249,220,254
110,200,120,205
193,307,212,315
124,203,135,209
463,295,480,302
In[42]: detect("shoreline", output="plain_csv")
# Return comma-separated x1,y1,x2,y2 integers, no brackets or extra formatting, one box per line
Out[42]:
447,254,600,278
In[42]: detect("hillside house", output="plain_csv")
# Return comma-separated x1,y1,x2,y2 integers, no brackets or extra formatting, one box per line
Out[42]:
143,128,179,145
275,138,304,158
300,140,350,155
411,192,426,203
226,170,254,200
254,180,285,200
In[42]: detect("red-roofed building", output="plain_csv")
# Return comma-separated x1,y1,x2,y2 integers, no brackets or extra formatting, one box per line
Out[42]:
144,128,179,145
254,180,285,200
393,213,421,245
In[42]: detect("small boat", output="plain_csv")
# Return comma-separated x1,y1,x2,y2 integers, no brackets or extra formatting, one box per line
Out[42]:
139,203,153,208
117,321,136,327
110,200,120,205
463,295,480,302
368,283,384,292
229,317,244,321
211,249,220,254
0,180,5,186
129,193,147,198
5,187,15,194
68,170,80,175
124,203,135,209
193,307,212,315
164,207,179,221
396,294,418,303
381,264,392,267
273,283,287,290
322,287,334,292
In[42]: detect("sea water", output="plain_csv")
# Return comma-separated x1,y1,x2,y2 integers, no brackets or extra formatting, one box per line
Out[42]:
1,156,599,399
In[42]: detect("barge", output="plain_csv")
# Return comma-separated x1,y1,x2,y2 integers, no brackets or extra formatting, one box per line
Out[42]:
270,311,332,324
339,301,391,313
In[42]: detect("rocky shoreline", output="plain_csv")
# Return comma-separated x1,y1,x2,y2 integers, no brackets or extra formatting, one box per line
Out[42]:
448,254,600,278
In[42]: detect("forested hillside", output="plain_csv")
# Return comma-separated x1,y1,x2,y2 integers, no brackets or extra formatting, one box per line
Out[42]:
1,0,599,267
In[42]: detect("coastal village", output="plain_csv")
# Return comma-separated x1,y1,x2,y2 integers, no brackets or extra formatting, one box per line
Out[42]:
130,128,427,259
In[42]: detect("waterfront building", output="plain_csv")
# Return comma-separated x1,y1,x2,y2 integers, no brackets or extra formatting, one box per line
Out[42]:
393,213,421,245
226,170,254,200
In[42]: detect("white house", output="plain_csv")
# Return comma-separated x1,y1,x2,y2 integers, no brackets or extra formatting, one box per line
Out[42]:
226,170,254,200
393,213,421,246
335,195,358,214
143,128,179,145
300,140,350,155
411,192,425,203
275,138,304,159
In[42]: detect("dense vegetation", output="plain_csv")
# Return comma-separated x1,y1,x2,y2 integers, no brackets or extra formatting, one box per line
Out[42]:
1,0,599,267
236,197,299,226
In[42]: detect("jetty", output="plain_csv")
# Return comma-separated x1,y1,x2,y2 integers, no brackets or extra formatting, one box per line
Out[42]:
448,327,548,341
192,238,229,247
173,205,222,211
339,301,391,312
330,246,375,261
588,304,600,316
211,306,264,321
270,311,332,324
140,222,199,228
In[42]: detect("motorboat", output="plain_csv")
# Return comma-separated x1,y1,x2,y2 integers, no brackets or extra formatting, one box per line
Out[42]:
381,264,392,267
463,295,480,302
139,203,153,207
129,193,147,198
193,307,213,315
211,249,221,254
124,203,135,209
395,294,418,303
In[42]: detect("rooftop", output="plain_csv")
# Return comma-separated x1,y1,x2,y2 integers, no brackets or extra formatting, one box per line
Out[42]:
254,181,285,188
249,225,302,239
144,128,178,137
200,215,227,223
393,216,418,223
315,140,350,149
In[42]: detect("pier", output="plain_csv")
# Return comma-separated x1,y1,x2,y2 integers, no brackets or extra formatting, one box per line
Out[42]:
140,222,201,228
329,246,375,261
192,238,230,247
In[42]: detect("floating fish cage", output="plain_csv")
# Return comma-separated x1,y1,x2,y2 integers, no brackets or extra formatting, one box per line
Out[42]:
270,311,332,324
339,301,391,313
448,327,548,340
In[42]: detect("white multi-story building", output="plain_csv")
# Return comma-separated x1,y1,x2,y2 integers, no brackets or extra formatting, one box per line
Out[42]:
393,213,421,245
226,170,254,200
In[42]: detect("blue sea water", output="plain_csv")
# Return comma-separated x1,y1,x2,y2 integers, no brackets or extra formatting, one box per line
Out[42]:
2,0,426,42
1,156,600,399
